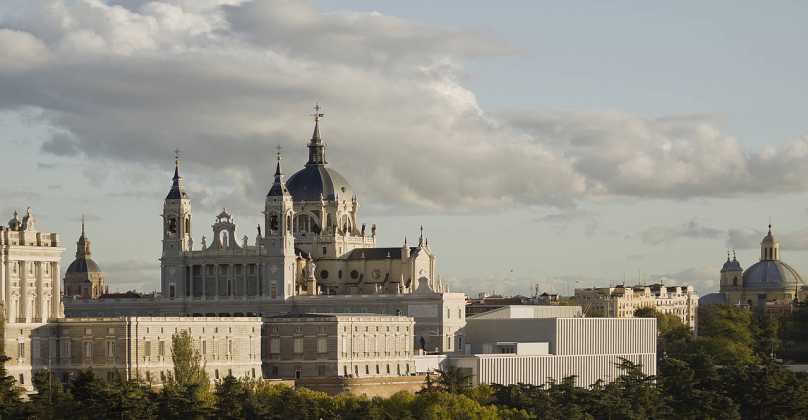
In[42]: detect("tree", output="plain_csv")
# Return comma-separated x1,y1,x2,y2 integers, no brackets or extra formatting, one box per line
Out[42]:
214,375,248,420
0,355,24,419
30,369,74,419
697,305,758,365
435,367,472,394
157,330,212,419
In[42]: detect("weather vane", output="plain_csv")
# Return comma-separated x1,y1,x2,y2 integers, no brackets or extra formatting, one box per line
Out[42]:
311,103,325,122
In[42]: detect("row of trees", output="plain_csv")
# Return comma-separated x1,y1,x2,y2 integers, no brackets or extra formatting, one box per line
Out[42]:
3,305,808,419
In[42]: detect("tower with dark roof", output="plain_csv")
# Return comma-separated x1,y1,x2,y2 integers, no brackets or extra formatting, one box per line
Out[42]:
264,150,297,300
160,152,192,298
64,217,106,299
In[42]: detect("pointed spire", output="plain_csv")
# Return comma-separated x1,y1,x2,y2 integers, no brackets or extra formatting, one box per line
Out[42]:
166,149,188,199
419,225,424,247
306,103,327,166
76,216,91,258
733,249,737,261
268,146,289,197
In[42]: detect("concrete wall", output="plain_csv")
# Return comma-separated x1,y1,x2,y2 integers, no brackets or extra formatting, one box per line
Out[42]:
452,352,656,388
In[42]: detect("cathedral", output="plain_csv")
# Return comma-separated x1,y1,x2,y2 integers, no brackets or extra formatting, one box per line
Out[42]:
702,224,807,309
160,110,444,301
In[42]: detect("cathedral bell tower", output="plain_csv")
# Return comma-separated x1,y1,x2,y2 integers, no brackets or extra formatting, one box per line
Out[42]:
160,152,192,298
263,150,296,300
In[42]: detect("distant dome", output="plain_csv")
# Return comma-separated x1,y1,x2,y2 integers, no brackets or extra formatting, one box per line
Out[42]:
286,165,353,202
742,260,803,290
721,258,742,273
66,257,102,274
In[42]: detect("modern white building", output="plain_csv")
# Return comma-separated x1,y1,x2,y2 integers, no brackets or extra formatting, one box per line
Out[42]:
447,317,657,388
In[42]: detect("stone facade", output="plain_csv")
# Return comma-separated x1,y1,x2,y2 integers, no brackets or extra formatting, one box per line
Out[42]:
159,116,445,303
575,284,698,329
263,313,415,380
66,291,468,354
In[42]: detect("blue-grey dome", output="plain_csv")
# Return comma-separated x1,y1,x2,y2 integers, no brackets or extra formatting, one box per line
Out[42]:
286,165,352,202
721,258,742,273
66,257,101,274
742,260,803,290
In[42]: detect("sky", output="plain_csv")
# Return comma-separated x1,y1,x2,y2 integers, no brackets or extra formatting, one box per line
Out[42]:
1,0,808,297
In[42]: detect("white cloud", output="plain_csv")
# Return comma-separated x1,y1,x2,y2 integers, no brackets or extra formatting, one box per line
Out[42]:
1,0,808,218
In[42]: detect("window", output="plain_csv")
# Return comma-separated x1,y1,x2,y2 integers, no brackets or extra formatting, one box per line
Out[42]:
338,270,343,279
158,341,165,356
320,270,329,279
354,365,359,376
18,342,24,358
107,327,115,335
228,340,233,355
85,328,93,336
271,366,279,376
293,338,303,354
365,365,369,375
63,340,72,358
447,308,451,319
19,374,24,385
106,341,115,358
375,365,379,374
317,337,327,353
350,270,359,279
322,247,327,256
215,369,220,379
144,341,151,357
202,340,207,355
318,365,326,376
84,342,92,358
252,368,256,378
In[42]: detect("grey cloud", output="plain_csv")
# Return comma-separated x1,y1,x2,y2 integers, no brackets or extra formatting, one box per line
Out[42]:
2,0,808,218
535,209,600,236
727,226,808,251
41,132,79,156
640,219,723,245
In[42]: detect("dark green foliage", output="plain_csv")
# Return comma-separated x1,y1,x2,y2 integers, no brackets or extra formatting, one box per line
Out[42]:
0,355,24,419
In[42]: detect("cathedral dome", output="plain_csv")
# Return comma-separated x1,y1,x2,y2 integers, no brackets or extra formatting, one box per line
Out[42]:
742,260,803,290
66,257,102,274
285,107,354,202
286,165,353,202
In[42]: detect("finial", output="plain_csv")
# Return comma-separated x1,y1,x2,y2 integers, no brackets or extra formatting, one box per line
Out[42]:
727,250,731,261
311,103,324,122
733,249,737,261
81,214,86,236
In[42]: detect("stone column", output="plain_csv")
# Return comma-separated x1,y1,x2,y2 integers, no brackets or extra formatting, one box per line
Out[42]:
51,261,61,319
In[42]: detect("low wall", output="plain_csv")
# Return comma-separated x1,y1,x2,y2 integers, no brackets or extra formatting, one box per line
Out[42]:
296,375,427,398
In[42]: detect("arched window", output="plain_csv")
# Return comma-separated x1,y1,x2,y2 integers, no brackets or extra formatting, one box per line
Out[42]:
167,217,177,236
269,214,279,231
220,231,229,248
184,217,190,234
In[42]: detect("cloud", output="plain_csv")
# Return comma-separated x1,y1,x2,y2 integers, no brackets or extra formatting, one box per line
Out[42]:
727,226,808,251
2,1,808,217
535,209,600,236
648,266,718,294
103,258,160,292
640,218,723,245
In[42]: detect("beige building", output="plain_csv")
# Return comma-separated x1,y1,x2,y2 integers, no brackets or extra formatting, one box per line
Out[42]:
1,210,263,391
63,218,106,299
702,225,806,310
575,284,698,328
263,313,415,380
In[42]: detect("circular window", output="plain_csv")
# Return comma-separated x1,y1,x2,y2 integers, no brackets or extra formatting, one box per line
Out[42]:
320,270,329,279
350,270,359,279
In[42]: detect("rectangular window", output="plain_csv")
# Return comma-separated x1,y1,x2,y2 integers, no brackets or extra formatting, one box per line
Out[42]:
293,337,303,354
63,340,72,358
107,341,115,358
158,341,165,356
84,341,92,358
18,342,24,358
270,338,280,354
202,340,207,355
144,341,151,357
317,337,327,353
318,365,326,376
